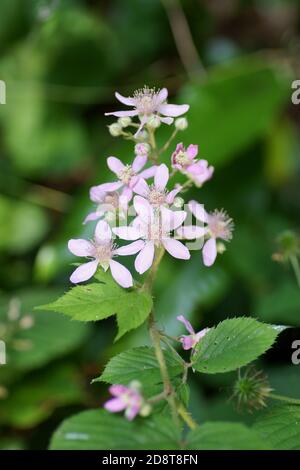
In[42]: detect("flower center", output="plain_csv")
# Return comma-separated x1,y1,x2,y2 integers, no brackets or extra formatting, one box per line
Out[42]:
208,210,234,241
148,187,167,207
134,86,160,115
118,165,135,185
93,241,113,269
147,219,169,245
175,150,191,166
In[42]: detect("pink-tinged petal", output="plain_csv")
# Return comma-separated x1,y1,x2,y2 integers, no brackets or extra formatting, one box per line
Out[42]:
115,92,135,106
132,155,147,172
89,186,105,203
160,116,173,125
109,384,129,396
161,206,186,231
139,165,157,179
125,404,140,421
104,398,127,413
133,178,150,197
186,144,198,160
177,315,195,334
105,110,138,117
68,239,93,257
112,226,142,240
107,156,125,175
162,238,190,260
158,103,189,117
177,225,206,240
121,186,133,201
114,240,145,256
188,200,207,223
109,260,133,288
134,115,148,137
180,335,195,350
70,260,98,284
195,328,210,341
83,210,104,224
95,220,112,241
92,182,123,193
156,87,168,104
165,185,182,204
202,238,217,267
154,163,169,191
135,241,155,274
134,195,153,223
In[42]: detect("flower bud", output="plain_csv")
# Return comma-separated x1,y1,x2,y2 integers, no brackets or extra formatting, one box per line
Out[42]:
147,114,161,129
217,241,226,254
129,380,142,391
136,129,149,141
173,196,184,208
231,367,272,412
19,315,34,330
134,143,150,156
108,123,123,137
139,403,152,417
175,117,188,130
118,116,132,128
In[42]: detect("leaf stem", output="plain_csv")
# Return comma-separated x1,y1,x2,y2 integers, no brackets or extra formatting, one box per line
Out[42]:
269,393,300,405
290,255,300,289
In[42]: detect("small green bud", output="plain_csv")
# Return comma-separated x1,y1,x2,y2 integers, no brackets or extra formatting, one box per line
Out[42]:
147,114,161,129
173,197,184,208
118,116,132,128
139,403,152,417
175,117,188,130
108,123,123,137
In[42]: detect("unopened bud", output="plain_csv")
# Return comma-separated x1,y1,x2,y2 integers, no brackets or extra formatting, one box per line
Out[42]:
118,116,132,128
19,315,34,330
139,403,152,417
136,130,149,141
173,197,184,208
135,143,150,156
129,380,142,391
175,117,188,130
147,114,161,129
217,242,226,254
108,123,123,137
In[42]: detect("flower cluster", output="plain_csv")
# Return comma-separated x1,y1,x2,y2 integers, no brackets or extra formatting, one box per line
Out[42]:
67,86,234,420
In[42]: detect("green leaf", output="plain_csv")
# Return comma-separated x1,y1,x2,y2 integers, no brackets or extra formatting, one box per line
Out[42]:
0,364,85,428
186,422,267,450
254,405,300,450
193,317,278,374
38,271,153,339
50,409,181,450
94,346,183,386
180,58,290,168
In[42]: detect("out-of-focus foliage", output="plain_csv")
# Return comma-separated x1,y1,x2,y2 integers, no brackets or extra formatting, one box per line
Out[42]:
0,0,300,449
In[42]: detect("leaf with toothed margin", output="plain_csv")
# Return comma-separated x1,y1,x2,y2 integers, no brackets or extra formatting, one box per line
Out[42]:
36,270,153,340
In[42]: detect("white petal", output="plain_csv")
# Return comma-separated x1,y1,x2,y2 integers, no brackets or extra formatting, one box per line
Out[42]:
177,226,206,240
112,226,142,241
162,238,190,260
158,103,189,117
95,220,112,241
115,92,135,106
202,238,217,266
68,239,93,257
154,164,169,191
70,260,98,283
132,155,147,172
107,156,125,175
188,200,207,222
132,178,150,197
156,88,168,104
161,206,186,231
134,241,155,274
109,260,133,288
114,240,145,256
133,195,153,223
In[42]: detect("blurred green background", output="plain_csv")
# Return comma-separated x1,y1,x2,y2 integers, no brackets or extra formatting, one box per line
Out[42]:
0,0,300,450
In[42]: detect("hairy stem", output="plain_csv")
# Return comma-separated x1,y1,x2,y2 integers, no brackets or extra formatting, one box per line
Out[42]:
269,393,300,405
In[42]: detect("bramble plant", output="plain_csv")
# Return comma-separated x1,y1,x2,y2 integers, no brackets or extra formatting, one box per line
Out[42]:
40,87,300,450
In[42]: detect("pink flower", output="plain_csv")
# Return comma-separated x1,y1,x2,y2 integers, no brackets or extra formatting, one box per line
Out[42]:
178,200,234,267
68,220,144,288
171,143,214,187
90,155,156,202
177,315,209,350
105,87,189,135
104,384,144,421
113,196,190,274
84,190,128,224
133,164,182,207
